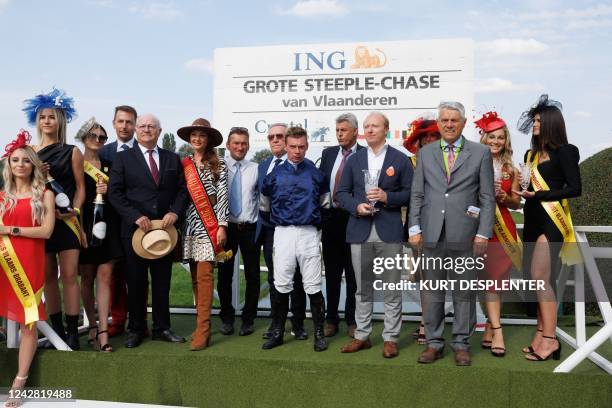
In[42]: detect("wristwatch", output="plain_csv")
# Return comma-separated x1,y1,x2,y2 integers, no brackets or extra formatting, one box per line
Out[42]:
11,227,20,236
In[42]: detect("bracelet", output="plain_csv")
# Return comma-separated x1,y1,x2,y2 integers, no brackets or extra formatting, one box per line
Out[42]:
73,207,81,216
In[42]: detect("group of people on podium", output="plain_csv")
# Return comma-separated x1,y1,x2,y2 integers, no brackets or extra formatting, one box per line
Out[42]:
0,88,581,407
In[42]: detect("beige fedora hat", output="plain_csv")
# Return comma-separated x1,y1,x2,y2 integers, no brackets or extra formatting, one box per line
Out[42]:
132,220,178,260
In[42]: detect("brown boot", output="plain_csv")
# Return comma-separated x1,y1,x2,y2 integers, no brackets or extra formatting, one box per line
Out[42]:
189,264,198,340
190,262,213,351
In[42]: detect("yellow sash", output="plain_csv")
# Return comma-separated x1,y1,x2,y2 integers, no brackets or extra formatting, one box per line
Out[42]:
0,220,44,328
83,160,109,183
63,216,82,245
493,206,523,271
527,151,581,265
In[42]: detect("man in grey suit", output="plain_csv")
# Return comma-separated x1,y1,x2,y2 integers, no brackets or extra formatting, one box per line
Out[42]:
408,101,495,366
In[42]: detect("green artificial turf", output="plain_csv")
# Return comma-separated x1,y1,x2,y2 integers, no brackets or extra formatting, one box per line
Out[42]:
1,315,611,408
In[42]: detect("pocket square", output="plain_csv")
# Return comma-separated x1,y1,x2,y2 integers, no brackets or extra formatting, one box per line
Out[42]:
386,166,395,177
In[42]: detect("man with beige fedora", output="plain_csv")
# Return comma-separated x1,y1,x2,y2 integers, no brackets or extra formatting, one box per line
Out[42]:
108,113,188,348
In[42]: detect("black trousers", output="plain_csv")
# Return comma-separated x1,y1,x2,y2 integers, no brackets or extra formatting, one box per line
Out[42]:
322,208,356,326
260,224,306,324
122,239,172,333
217,222,261,325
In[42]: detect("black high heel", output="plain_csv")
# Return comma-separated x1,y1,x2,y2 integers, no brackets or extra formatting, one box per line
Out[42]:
522,328,543,354
96,329,113,352
490,326,506,357
481,320,492,349
526,335,561,361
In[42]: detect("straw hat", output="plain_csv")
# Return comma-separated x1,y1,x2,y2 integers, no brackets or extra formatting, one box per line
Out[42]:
176,118,223,147
132,220,178,260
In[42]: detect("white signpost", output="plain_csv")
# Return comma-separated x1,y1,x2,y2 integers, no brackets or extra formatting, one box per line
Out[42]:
213,39,474,148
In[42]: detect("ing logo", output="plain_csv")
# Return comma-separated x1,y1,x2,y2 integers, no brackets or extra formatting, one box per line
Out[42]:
350,46,387,69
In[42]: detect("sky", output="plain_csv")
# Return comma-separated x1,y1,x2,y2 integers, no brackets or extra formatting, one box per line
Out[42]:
1,0,611,161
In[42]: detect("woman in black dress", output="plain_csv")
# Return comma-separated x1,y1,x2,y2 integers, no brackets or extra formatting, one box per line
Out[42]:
76,118,123,352
514,95,582,361
24,88,86,350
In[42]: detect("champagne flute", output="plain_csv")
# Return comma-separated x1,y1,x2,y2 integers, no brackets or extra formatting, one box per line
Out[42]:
362,169,381,214
519,162,531,193
493,160,503,194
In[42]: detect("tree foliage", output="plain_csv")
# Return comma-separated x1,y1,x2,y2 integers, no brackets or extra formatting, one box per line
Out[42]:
252,149,272,164
162,133,177,153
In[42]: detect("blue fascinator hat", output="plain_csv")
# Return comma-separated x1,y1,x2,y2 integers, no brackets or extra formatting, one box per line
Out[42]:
22,87,77,126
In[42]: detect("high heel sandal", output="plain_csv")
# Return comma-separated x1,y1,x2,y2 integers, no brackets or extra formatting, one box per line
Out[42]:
4,374,28,408
87,325,99,349
412,324,426,345
490,326,506,357
96,329,113,353
525,335,561,361
481,320,492,349
522,328,542,353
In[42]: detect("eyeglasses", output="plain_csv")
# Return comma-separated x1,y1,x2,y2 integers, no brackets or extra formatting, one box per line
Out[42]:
267,133,284,141
86,134,108,143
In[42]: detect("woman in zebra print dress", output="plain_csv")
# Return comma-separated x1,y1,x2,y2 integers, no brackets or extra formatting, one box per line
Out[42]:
177,118,227,351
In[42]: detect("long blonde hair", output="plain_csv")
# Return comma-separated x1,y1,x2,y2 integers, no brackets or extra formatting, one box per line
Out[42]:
36,108,67,145
0,146,48,225
479,125,515,172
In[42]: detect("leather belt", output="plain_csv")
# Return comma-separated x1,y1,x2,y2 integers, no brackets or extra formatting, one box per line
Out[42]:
230,221,256,231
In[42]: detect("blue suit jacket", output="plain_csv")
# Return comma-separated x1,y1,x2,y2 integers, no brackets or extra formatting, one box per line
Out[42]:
254,156,274,242
336,145,413,243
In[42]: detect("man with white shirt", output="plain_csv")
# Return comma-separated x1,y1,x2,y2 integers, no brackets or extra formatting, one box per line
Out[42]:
319,113,364,338
108,113,188,348
336,111,413,358
255,123,308,340
100,105,138,337
217,127,261,336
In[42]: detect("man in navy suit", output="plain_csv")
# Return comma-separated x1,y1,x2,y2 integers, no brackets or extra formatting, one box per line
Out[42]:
319,113,363,338
255,123,307,340
336,111,413,358
108,113,188,348
100,105,138,337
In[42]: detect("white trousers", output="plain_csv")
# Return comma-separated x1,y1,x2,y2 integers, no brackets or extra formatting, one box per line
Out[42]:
273,225,322,295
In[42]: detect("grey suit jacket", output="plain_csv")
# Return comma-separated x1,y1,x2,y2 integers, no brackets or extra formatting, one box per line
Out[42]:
408,136,495,249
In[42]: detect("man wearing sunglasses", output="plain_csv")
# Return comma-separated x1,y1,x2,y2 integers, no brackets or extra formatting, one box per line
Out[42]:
255,123,308,341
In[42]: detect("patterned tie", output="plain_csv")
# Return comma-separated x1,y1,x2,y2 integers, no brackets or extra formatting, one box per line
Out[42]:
333,148,351,205
147,149,159,185
273,158,282,170
229,162,242,217
121,144,129,151
446,144,455,183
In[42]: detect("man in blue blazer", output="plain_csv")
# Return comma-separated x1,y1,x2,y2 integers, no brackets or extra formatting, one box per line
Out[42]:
99,105,139,337
319,113,364,338
255,123,307,340
336,111,413,358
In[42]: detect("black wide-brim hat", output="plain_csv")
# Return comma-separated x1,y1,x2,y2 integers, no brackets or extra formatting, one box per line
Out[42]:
177,118,223,147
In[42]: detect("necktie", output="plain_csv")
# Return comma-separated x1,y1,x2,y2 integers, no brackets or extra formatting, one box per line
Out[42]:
446,144,455,183
333,148,351,205
273,158,282,170
147,149,159,185
229,162,242,217
121,144,129,151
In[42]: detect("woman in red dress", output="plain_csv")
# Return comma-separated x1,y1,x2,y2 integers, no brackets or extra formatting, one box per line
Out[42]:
476,112,521,357
0,130,55,407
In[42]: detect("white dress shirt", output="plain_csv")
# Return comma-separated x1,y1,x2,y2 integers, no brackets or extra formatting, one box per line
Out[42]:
226,156,259,224
138,144,159,175
266,153,287,175
329,143,358,207
366,143,388,172
117,137,135,152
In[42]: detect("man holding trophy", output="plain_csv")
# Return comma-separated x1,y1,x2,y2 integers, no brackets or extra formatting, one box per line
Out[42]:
336,111,413,359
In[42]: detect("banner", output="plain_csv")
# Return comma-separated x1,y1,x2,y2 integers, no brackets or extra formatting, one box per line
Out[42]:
213,39,474,148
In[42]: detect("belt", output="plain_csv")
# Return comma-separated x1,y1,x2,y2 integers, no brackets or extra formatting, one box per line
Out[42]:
230,221,256,231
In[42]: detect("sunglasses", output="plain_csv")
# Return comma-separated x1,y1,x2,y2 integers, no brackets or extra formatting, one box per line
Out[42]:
230,126,249,134
86,133,108,143
267,133,284,141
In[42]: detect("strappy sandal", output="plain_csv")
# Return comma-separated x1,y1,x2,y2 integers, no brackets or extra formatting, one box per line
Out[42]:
87,325,99,349
525,335,561,361
522,328,542,353
96,329,113,353
4,374,28,408
412,324,426,345
481,320,492,349
490,326,506,357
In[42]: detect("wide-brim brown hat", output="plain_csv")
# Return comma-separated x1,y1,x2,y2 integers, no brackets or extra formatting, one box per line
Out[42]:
177,118,223,147
132,220,178,260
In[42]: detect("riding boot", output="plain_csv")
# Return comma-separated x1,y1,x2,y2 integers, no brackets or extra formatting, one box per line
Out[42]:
308,292,328,352
65,314,80,350
262,291,289,349
191,262,213,351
